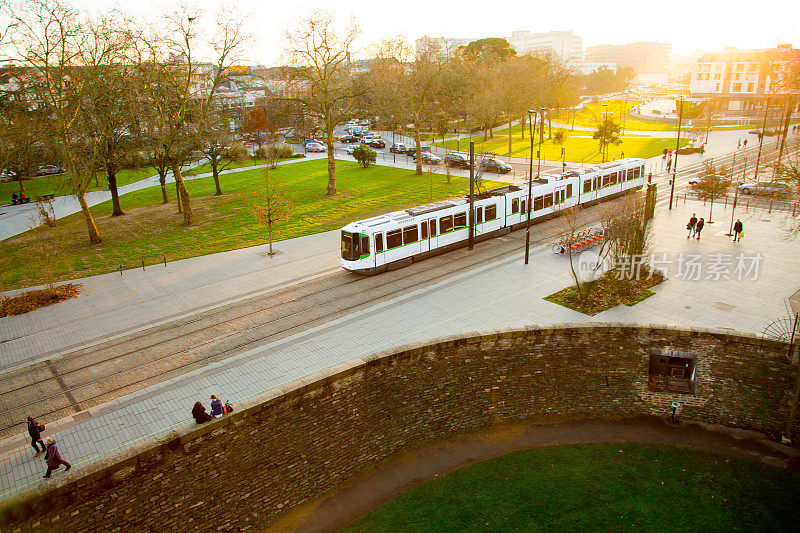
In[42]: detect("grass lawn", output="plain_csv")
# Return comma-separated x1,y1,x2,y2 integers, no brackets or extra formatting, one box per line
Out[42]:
344,443,800,532
0,167,157,201
182,154,305,177
435,129,689,163
0,159,503,290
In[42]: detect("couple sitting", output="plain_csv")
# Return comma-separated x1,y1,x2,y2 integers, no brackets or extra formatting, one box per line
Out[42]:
191,395,232,424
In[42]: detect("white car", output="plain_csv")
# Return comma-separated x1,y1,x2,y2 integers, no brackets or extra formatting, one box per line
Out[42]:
305,142,326,153
345,145,357,155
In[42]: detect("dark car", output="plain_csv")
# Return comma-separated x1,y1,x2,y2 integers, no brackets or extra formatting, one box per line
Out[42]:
416,151,441,164
367,138,385,149
406,146,431,158
389,143,407,154
480,158,512,174
444,153,470,169
34,164,65,176
737,181,790,196
339,135,359,143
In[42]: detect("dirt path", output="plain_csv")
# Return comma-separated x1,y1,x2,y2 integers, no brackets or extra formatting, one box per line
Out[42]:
267,416,800,533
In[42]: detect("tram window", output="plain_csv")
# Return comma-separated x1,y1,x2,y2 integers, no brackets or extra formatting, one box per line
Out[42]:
429,219,438,236
454,212,467,229
583,180,592,193
375,233,384,253
635,166,642,179
360,235,369,255
534,196,543,211
521,199,527,214
485,205,497,220
403,225,418,244
476,207,483,224
421,222,428,239
543,193,553,209
602,174,610,187
386,229,402,249
440,214,453,233
511,198,520,214
593,176,601,189
610,173,617,185
567,184,573,197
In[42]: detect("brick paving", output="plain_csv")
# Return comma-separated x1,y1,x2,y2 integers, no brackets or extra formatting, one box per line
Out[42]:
0,136,798,501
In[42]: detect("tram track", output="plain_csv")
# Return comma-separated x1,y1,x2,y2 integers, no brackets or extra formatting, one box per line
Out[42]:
0,215,577,439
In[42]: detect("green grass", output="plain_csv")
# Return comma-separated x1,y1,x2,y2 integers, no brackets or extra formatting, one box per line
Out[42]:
0,159,503,289
1,167,157,201
435,129,689,163
344,443,800,532
182,155,305,177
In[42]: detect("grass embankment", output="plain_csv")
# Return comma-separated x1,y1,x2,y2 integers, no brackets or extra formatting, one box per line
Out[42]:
0,167,156,201
435,128,689,163
345,443,800,532
545,269,665,315
0,159,502,290
182,155,304,177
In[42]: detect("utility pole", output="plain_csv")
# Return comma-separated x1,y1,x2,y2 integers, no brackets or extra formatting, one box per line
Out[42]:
524,110,536,265
469,142,475,251
669,97,684,210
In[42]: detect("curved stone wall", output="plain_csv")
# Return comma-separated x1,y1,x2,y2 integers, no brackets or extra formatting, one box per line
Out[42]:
1,323,796,531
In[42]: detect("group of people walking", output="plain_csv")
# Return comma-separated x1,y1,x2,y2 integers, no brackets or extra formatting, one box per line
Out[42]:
27,416,71,479
686,213,743,242
192,395,233,424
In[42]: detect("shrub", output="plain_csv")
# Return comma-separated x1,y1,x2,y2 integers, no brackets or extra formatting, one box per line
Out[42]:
223,144,248,162
352,144,377,168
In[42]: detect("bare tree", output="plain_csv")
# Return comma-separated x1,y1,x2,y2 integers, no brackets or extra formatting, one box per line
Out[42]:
691,160,732,224
252,170,293,255
282,12,359,195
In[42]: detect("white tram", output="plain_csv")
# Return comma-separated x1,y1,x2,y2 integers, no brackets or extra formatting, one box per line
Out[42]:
341,158,647,274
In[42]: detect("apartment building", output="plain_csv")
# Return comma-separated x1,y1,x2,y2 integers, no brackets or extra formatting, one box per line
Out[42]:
509,30,583,62
585,42,671,76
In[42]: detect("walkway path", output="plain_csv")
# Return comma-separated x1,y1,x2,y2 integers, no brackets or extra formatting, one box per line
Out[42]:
270,416,800,532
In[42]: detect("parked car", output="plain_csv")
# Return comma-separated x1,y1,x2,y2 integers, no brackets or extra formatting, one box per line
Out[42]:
737,181,790,196
1,169,19,180
416,152,441,164
340,135,359,143
389,143,407,154
345,145,358,155
480,158,512,174
444,153,470,169
34,164,65,176
367,139,385,149
406,146,431,158
304,142,326,153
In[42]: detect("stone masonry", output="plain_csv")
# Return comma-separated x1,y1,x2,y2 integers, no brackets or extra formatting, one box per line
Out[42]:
0,324,796,532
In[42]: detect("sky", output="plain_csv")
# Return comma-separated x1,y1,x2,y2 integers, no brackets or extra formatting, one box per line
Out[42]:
70,0,800,65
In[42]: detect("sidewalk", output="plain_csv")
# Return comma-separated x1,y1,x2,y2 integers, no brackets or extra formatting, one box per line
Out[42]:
1,193,797,500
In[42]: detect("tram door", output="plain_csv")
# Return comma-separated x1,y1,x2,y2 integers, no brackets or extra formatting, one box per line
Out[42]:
423,218,438,252
554,186,566,206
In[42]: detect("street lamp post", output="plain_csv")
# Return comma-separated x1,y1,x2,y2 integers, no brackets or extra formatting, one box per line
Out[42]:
668,97,685,210
392,130,396,163
754,95,770,181
602,103,608,162
524,109,536,265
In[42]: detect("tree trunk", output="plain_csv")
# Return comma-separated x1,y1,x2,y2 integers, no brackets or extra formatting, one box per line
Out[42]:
548,112,552,139
172,164,193,225
175,178,182,213
325,125,337,196
159,170,168,204
16,178,25,193
414,121,423,176
268,219,274,255
508,120,512,155
212,158,222,196
77,191,102,244
107,166,124,217
521,115,525,139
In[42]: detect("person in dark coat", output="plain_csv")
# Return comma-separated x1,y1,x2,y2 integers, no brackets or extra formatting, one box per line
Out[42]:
733,219,743,242
687,213,697,238
12,192,18,205
27,416,45,456
695,218,705,240
192,402,212,424
210,395,223,418
43,438,71,478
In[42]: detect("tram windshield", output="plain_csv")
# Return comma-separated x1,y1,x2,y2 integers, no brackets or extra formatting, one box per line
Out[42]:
341,231,359,261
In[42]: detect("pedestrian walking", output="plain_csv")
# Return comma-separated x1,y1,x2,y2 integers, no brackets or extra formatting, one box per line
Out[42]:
695,218,705,240
27,416,45,457
743,139,748,148
733,219,743,242
687,213,698,238
666,156,672,173
737,138,741,149
42,438,71,478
